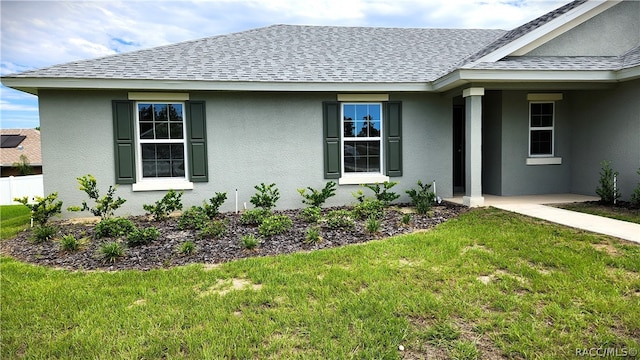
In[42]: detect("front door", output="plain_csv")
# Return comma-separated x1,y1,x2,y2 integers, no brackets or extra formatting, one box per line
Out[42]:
453,104,465,194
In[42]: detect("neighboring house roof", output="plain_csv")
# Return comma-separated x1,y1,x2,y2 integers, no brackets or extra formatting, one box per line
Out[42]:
0,129,42,167
2,25,505,84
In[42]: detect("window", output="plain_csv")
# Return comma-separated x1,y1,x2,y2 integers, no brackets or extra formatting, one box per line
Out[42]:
342,103,382,174
136,103,187,179
529,102,554,156
112,99,208,189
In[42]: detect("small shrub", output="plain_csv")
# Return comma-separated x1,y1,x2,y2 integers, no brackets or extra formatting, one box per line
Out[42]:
362,181,401,206
250,183,280,210
297,181,337,207
60,234,81,251
198,220,227,239
239,208,270,226
126,227,160,247
178,241,196,255
94,217,136,239
203,192,227,218
631,169,640,208
99,241,125,263
304,226,322,244
406,180,436,214
31,225,57,243
259,215,293,236
14,192,63,226
67,174,126,219
401,213,412,225
178,206,209,230
595,160,621,205
143,190,183,221
325,210,355,229
241,234,259,249
365,216,381,234
299,206,321,223
353,199,385,220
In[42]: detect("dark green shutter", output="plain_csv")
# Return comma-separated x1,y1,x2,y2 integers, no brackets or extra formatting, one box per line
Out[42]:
323,101,341,179
385,101,402,177
186,101,208,182
112,100,135,184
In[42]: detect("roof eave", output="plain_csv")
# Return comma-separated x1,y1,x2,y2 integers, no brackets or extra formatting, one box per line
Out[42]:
1,77,434,94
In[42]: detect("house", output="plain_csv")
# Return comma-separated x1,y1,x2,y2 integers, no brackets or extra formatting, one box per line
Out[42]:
1,0,638,215
0,129,43,177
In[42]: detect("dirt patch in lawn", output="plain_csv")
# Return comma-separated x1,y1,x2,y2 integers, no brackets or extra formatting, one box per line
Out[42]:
1,203,466,271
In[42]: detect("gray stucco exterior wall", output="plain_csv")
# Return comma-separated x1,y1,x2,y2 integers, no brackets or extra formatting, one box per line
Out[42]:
567,80,640,201
526,0,640,57
38,90,453,217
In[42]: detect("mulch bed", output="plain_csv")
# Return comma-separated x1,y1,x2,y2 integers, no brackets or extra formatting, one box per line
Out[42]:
0,203,466,271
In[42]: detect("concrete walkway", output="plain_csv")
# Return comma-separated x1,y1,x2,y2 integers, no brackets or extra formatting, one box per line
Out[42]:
446,194,640,244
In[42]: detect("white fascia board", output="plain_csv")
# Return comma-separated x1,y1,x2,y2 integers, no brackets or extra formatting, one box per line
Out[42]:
616,65,640,81
466,0,621,66
0,78,433,93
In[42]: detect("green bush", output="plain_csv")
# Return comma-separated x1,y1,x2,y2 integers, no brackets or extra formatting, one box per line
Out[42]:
595,160,621,205
198,220,227,239
353,199,385,220
178,241,196,255
203,192,227,218
259,215,293,236
67,175,126,219
99,241,125,263
94,217,136,239
325,210,355,229
126,227,160,247
14,192,63,226
250,183,280,210
241,234,260,249
143,190,183,221
178,206,209,230
299,206,322,223
362,181,401,206
401,213,412,225
365,216,381,234
239,208,270,226
297,181,337,207
31,225,58,243
406,180,436,214
304,226,322,244
60,234,81,251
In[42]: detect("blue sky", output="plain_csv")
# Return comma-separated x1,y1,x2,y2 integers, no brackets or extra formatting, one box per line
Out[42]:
0,0,570,129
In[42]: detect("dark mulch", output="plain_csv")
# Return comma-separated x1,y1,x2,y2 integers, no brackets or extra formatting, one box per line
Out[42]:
0,203,466,271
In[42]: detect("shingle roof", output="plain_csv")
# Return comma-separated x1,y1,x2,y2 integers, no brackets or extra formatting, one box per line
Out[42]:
5,25,505,83
0,129,42,166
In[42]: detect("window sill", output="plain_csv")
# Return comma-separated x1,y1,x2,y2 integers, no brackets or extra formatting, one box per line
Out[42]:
526,157,562,166
338,174,390,185
132,180,194,192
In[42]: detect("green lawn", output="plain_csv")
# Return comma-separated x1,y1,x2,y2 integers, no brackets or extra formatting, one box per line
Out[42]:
2,208,639,359
0,205,31,240
554,202,640,224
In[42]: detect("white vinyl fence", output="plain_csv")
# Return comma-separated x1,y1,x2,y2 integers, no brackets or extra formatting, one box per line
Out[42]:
0,175,44,205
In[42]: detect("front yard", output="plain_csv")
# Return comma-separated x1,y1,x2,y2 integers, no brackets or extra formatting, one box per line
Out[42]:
2,208,639,359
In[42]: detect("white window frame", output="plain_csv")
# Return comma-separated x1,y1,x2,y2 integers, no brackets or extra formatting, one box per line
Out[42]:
528,101,555,158
339,102,389,185
132,101,193,191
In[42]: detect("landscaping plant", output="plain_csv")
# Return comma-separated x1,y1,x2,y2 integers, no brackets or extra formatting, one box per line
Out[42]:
299,206,321,223
94,217,136,239
178,206,209,230
325,209,355,229
68,175,126,219
365,216,381,234
250,183,280,210
595,160,621,205
203,192,227,218
98,241,125,263
126,227,160,247
297,181,337,207
353,198,385,220
241,234,259,250
14,192,63,226
304,226,322,244
30,224,58,243
178,241,196,255
143,190,183,221
59,234,81,251
405,180,436,214
258,215,293,236
197,220,227,239
239,208,270,226
362,181,401,206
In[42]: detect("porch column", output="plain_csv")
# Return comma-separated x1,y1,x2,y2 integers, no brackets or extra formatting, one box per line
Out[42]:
462,87,484,207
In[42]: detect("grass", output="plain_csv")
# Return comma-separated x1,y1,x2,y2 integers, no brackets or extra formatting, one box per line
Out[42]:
0,205,31,239
2,208,639,359
554,201,640,224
